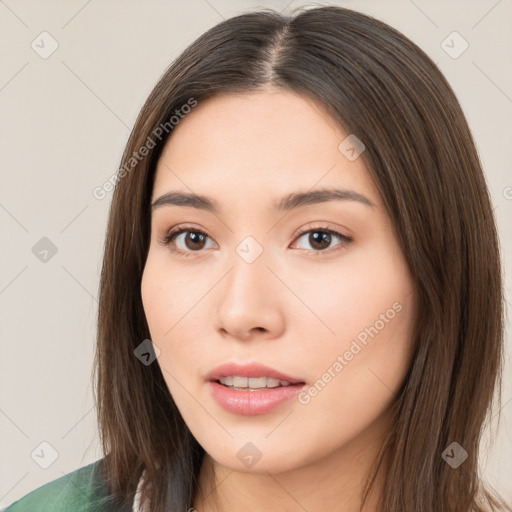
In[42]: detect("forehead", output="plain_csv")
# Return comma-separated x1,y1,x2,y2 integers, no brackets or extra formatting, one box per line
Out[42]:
152,90,380,210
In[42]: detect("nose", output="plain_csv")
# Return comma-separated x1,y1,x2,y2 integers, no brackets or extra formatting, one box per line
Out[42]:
214,248,285,341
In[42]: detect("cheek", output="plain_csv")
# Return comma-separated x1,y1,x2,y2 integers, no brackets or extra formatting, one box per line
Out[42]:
291,241,415,408
290,289,414,461
295,285,414,402
141,254,199,339
140,258,207,384
291,245,413,354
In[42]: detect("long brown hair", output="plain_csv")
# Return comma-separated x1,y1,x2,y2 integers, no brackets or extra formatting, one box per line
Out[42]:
94,6,509,511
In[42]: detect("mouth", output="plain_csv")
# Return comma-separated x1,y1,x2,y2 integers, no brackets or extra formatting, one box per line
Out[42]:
205,361,306,386
205,362,306,415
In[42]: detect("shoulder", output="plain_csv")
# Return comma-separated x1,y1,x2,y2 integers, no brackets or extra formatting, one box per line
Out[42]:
2,458,132,512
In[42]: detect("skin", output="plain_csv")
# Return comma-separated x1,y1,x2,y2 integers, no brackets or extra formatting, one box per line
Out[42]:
140,88,417,511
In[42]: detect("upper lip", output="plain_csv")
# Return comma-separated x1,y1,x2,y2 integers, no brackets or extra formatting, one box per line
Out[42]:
205,362,305,384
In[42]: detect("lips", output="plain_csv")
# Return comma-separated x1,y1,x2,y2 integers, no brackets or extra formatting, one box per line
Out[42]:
205,362,305,385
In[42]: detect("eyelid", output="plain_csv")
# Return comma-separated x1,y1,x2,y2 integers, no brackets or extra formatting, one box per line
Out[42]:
291,222,353,242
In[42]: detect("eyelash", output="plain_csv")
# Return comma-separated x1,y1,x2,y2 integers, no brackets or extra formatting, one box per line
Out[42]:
158,224,353,258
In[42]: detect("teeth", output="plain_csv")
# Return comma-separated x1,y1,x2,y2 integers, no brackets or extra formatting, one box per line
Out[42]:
221,376,234,386
218,376,293,389
233,376,248,387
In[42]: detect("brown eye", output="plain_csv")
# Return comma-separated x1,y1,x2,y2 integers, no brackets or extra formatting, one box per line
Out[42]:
293,227,352,255
162,228,215,256
308,231,334,251
181,231,208,250
161,225,352,258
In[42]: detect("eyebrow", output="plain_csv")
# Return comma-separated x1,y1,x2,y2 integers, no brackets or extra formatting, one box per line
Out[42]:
151,188,375,213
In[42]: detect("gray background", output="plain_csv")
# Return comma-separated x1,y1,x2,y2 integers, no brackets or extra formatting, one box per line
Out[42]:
1,0,511,507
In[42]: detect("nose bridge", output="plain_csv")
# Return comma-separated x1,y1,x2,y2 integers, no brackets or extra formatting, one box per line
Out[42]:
224,236,272,307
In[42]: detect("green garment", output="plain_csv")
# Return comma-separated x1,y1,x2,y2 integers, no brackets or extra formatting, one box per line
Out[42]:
3,459,132,512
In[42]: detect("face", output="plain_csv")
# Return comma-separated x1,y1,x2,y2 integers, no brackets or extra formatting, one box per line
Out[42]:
141,89,416,474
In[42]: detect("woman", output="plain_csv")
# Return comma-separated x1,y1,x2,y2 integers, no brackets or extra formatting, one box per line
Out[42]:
5,5,509,512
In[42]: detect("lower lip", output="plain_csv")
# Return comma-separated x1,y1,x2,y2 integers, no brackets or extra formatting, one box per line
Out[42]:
208,381,305,416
